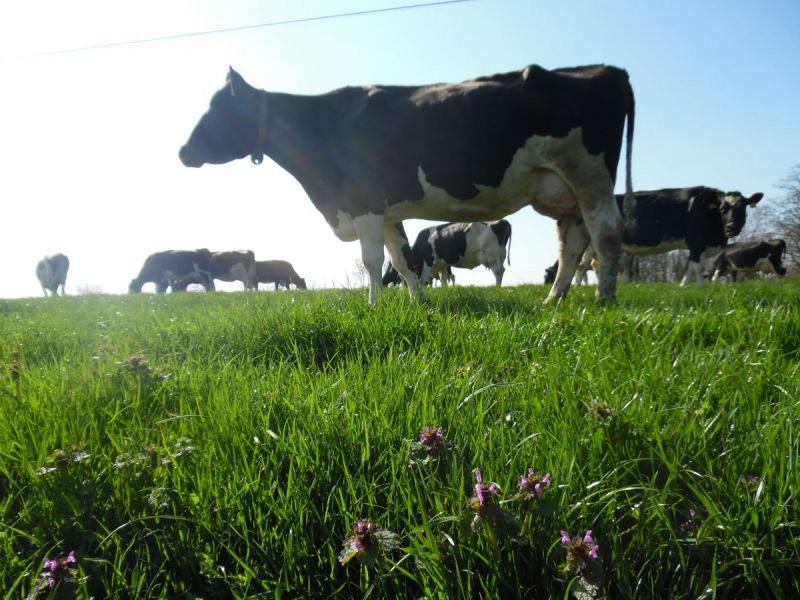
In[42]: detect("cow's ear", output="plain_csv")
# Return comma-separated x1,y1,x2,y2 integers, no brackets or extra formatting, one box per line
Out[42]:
748,192,764,206
227,67,248,96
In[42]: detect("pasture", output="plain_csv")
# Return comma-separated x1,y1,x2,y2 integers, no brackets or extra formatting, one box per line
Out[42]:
1,282,799,598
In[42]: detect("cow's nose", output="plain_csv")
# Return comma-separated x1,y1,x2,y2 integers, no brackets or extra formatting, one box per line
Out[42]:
179,145,202,168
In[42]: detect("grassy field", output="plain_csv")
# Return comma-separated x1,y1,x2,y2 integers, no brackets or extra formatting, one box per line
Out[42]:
1,281,799,599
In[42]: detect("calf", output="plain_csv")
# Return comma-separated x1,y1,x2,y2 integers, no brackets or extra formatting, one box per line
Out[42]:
709,239,787,281
36,253,69,296
129,249,215,293
255,260,307,290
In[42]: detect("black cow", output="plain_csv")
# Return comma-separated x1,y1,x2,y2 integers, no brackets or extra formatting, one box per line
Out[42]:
36,253,69,296
709,239,787,281
180,65,635,303
129,249,215,293
255,260,307,290
580,187,762,285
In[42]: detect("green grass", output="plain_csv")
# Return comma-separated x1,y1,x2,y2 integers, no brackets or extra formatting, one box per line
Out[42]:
1,281,799,598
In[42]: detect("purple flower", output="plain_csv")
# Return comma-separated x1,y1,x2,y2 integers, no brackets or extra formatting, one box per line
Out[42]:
560,529,599,562
517,468,551,500
471,469,500,507
410,426,453,465
38,551,77,591
339,519,400,566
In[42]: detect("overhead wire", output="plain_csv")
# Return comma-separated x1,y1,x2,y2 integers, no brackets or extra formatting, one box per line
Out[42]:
15,0,475,59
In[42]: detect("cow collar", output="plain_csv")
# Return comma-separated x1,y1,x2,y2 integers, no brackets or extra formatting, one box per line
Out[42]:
251,91,268,165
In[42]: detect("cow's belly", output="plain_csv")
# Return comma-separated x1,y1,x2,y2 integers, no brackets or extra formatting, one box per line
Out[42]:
332,128,610,239
623,239,688,256
734,256,773,273
386,129,612,223
215,263,250,282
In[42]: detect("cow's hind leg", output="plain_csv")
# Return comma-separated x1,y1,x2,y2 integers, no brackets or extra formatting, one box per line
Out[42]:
546,215,591,303
581,200,623,301
354,214,386,305
384,222,426,301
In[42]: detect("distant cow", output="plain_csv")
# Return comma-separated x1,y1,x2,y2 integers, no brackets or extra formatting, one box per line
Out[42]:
709,239,787,281
181,65,635,304
403,220,512,287
211,250,256,290
129,249,215,293
578,187,762,285
36,254,69,296
255,260,307,290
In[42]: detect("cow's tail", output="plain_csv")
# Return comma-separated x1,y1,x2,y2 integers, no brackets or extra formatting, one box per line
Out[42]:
506,227,511,266
622,80,636,226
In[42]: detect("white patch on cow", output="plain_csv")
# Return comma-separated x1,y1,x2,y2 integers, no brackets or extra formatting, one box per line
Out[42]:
681,260,705,287
333,210,358,241
384,128,611,224
216,262,249,284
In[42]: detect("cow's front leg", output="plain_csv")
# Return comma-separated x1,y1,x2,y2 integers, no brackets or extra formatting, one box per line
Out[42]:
681,251,705,286
354,213,386,305
384,222,426,302
546,215,591,303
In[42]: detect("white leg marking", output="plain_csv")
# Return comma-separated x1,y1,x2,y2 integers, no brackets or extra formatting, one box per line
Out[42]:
354,213,385,305
384,223,426,302
546,215,590,303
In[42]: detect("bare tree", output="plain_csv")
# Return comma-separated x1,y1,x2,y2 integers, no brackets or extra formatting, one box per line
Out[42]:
763,165,800,270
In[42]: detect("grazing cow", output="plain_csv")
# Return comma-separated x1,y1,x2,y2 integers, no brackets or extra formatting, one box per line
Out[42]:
129,249,215,293
180,65,635,304
211,250,256,290
709,239,787,281
255,260,307,290
405,220,512,286
36,254,69,296
576,187,762,285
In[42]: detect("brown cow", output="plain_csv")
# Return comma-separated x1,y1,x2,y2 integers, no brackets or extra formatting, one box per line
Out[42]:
255,260,307,290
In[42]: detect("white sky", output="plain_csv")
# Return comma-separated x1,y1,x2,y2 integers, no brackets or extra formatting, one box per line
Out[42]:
1,0,799,297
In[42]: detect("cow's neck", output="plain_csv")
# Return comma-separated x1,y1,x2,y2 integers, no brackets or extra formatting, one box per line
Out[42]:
262,93,330,178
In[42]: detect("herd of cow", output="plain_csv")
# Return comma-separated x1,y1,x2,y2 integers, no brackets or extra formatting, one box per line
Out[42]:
174,63,790,304
35,62,790,299
34,251,307,297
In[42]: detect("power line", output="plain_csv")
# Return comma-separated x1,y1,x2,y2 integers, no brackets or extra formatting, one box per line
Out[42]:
17,0,475,59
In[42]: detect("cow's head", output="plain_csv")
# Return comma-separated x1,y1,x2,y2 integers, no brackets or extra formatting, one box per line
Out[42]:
296,278,307,290
543,261,558,284
179,68,265,168
718,191,763,238
129,279,143,294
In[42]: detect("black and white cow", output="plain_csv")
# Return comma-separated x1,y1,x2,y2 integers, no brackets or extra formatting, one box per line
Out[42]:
577,187,762,285
36,253,69,296
407,220,512,286
180,65,635,303
254,260,307,290
211,250,257,290
709,239,787,281
129,249,215,293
